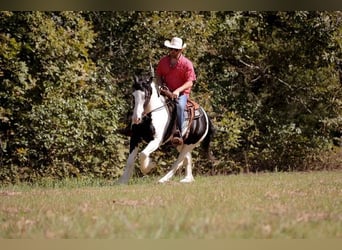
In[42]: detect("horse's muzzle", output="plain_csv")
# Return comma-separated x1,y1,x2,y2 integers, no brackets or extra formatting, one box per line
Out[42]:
132,110,146,124
132,117,141,124
132,113,143,124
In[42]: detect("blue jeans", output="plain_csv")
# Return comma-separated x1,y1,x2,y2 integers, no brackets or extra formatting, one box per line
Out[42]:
176,94,188,133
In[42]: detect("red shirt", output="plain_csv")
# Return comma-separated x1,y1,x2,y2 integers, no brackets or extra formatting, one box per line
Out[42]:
156,55,196,96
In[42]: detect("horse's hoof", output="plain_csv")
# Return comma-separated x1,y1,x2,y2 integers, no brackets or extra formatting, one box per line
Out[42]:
117,179,129,185
140,168,149,175
140,162,156,175
158,178,169,183
180,177,194,183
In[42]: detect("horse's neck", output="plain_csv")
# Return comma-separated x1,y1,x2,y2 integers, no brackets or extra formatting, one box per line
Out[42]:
146,81,166,112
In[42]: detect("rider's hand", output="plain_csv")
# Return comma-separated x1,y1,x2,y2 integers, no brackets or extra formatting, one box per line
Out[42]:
172,90,180,98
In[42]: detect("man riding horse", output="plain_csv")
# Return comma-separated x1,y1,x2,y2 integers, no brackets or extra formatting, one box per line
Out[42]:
156,37,196,146
117,37,215,184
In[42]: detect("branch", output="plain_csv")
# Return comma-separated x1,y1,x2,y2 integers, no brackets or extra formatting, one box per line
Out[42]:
238,59,260,69
277,77,293,91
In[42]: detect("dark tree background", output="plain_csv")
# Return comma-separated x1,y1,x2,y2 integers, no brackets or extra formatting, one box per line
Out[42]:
1,11,341,183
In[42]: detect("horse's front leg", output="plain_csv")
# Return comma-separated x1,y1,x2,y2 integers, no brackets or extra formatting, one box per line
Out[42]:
139,138,162,175
117,147,139,184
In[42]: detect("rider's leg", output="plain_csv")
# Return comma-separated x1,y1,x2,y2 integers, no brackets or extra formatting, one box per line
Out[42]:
171,94,187,146
176,94,188,135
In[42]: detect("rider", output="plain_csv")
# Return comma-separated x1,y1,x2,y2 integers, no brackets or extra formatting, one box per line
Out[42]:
156,37,196,146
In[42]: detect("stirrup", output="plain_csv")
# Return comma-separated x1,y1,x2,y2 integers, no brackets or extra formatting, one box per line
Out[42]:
171,130,183,146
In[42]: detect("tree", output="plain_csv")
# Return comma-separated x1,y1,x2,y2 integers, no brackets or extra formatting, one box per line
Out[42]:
0,11,124,182
1,11,341,183
202,11,342,171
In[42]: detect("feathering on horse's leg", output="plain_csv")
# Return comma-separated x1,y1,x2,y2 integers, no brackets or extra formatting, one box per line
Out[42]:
180,151,194,183
117,147,139,184
139,138,162,175
139,153,156,175
158,160,184,183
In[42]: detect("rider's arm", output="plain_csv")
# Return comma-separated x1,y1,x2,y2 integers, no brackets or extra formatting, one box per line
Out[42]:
173,80,193,97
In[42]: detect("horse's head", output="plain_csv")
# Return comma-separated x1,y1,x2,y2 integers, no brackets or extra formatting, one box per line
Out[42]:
131,75,153,124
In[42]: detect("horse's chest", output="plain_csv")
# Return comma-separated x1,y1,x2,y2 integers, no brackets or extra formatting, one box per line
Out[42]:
131,116,155,143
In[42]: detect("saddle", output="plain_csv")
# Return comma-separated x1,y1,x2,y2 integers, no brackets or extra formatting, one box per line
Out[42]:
184,99,200,138
160,86,201,144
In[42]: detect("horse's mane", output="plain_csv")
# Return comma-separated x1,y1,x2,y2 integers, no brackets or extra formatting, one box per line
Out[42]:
133,75,153,108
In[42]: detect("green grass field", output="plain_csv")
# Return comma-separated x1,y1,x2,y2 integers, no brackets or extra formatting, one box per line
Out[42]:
0,170,341,238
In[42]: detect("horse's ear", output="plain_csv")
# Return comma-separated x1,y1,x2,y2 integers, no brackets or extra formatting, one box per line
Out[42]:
143,78,151,88
150,62,155,78
133,75,139,83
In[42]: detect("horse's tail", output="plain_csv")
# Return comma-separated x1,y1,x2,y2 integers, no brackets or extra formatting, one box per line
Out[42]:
201,115,216,161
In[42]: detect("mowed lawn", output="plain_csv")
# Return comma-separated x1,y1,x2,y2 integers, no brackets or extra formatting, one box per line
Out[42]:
0,170,341,238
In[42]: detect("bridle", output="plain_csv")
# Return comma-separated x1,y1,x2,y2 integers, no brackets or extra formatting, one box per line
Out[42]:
133,77,171,119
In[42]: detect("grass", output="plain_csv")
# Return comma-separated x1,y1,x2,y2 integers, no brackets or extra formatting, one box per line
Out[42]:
0,170,341,238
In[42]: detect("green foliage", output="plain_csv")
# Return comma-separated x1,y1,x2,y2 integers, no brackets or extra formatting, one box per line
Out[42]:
0,11,341,183
202,11,342,171
0,11,125,183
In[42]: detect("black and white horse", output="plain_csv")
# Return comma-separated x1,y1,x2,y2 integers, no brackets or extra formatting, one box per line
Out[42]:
118,75,215,184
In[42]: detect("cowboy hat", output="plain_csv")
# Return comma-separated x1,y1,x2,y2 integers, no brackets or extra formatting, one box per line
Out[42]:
164,37,187,50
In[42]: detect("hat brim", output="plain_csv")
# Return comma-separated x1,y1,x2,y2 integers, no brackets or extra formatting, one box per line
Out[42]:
164,40,187,49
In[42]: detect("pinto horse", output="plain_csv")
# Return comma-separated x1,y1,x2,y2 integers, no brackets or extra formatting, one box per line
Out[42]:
118,75,215,184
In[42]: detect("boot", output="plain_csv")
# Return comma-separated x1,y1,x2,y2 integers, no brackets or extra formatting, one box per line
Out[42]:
171,130,183,146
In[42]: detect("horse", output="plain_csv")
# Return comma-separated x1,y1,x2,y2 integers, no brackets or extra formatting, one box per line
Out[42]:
117,74,215,184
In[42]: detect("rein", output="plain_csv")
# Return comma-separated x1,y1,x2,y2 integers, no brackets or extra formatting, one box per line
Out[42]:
133,77,173,119
142,98,172,118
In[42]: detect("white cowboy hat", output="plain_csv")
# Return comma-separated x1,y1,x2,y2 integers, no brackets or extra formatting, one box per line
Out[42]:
164,37,187,50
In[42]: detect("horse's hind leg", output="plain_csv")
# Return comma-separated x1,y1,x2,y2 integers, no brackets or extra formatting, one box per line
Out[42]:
158,145,195,183
180,152,194,183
